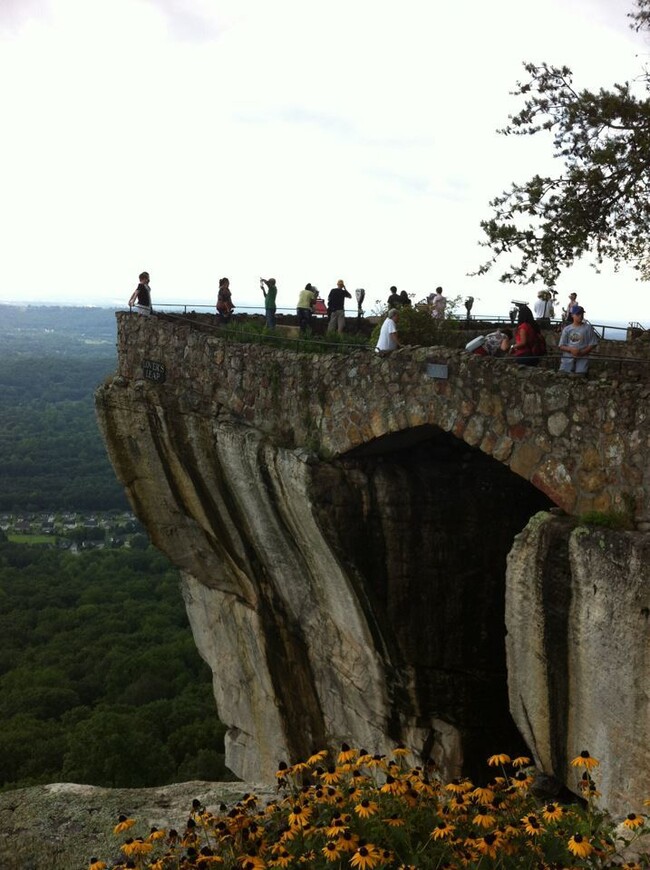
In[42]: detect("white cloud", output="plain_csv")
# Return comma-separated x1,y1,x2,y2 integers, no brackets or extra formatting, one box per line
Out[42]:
0,0,647,325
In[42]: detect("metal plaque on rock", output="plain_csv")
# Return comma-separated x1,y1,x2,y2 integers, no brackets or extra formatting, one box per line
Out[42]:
143,359,166,383
426,363,449,380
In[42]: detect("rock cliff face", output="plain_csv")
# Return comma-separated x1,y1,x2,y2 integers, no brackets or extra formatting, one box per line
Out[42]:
96,314,650,813
507,513,650,817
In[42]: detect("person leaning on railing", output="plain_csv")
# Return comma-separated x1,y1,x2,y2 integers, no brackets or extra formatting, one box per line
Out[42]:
261,278,277,330
558,306,598,375
128,271,152,316
297,283,316,334
216,277,234,324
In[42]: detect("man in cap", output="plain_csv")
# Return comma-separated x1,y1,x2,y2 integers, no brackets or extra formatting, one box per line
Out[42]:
558,306,598,374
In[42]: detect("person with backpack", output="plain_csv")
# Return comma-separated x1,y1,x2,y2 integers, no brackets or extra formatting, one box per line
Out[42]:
511,304,545,366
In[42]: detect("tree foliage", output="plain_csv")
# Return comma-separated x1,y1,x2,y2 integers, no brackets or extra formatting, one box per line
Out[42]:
0,544,233,790
477,1,650,286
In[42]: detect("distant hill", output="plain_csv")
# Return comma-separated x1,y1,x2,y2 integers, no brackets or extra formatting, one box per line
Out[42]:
0,304,126,510
0,304,118,356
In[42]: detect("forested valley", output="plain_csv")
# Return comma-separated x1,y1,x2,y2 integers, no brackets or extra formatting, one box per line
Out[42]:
0,306,231,789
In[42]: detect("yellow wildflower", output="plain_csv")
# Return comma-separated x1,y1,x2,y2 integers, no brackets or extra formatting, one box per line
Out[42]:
487,754,511,766
570,750,600,770
113,815,136,835
567,834,593,858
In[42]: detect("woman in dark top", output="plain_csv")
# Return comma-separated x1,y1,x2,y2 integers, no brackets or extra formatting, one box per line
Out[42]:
216,277,234,324
128,271,152,315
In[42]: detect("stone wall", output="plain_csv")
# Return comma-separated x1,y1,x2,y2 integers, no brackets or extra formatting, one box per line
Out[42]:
110,312,650,521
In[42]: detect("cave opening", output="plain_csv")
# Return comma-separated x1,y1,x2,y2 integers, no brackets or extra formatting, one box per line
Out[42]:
310,425,554,779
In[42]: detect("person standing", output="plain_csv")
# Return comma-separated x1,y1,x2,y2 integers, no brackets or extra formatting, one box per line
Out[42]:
511,304,543,366
128,271,152,315
327,279,351,334
375,308,400,353
533,290,554,327
387,286,401,308
261,278,277,330
431,286,447,319
563,292,580,323
297,283,316,333
558,306,598,374
216,277,234,324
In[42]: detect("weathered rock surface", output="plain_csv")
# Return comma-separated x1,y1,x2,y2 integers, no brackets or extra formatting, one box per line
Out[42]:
506,513,650,817
95,313,650,812
0,780,269,870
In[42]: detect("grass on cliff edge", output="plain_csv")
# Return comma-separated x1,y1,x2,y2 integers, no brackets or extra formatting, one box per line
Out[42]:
94,746,650,869
219,320,370,354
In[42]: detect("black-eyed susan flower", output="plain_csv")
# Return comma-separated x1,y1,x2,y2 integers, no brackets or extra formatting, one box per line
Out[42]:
621,862,642,870
567,834,593,858
288,804,311,828
89,861,107,870
350,843,380,870
297,851,315,864
380,774,401,795
320,766,340,785
338,743,358,764
383,813,405,827
542,803,563,823
269,849,292,867
431,821,456,840
324,814,347,837
471,785,495,803
512,770,534,789
307,750,328,766
114,815,136,834
336,830,359,852
321,842,341,862
366,754,386,769
239,856,266,870
392,744,410,758
570,750,600,770
487,754,511,767
445,778,472,794
511,755,531,768
473,807,496,828
623,812,645,830
354,799,379,819
474,832,500,858
521,814,543,835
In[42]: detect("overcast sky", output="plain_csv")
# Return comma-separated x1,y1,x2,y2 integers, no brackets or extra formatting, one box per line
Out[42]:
1,0,648,324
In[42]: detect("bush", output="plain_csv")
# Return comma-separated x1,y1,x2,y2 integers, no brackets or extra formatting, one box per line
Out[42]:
100,744,650,869
370,306,461,349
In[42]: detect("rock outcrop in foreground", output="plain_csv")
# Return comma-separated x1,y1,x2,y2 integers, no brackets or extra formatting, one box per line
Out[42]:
95,314,650,816
0,781,268,870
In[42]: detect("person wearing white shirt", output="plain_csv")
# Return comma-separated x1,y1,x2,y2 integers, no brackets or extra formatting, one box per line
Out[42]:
533,290,554,325
375,309,400,353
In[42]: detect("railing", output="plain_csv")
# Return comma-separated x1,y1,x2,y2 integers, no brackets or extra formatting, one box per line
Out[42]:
125,307,650,375
132,302,633,339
